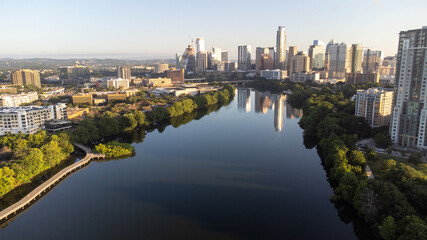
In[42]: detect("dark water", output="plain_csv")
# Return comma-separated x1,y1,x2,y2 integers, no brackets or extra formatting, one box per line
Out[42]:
0,89,360,240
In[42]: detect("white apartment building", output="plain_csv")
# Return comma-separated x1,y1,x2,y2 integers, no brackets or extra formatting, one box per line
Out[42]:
0,103,67,135
356,88,393,128
0,92,38,107
260,69,287,80
107,78,130,90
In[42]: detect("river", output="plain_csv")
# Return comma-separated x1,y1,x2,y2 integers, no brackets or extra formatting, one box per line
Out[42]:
0,88,366,239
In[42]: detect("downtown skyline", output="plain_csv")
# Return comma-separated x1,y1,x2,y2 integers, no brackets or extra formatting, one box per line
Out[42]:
0,0,426,59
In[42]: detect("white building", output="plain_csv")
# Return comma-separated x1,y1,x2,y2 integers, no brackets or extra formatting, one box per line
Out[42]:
0,103,67,135
0,92,38,107
308,41,326,70
356,88,393,128
107,78,130,90
261,69,287,80
328,43,352,78
195,38,205,53
276,26,287,70
290,72,320,82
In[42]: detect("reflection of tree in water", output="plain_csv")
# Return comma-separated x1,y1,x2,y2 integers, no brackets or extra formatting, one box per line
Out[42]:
303,134,318,149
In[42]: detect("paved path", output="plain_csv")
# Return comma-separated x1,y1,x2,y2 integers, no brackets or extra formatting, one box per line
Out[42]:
0,144,104,222
365,165,374,179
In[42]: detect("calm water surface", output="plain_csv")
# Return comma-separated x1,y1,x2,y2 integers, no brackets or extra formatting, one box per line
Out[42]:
0,89,360,240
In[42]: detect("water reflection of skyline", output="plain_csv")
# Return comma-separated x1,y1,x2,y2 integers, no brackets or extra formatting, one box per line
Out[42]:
237,88,303,132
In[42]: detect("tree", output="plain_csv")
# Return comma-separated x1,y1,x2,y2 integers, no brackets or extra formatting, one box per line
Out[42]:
408,152,423,164
122,114,138,132
348,150,367,169
397,215,427,240
374,133,392,148
379,216,397,240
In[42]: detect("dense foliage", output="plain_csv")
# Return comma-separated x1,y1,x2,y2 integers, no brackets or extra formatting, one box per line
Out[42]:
0,131,74,197
288,84,427,239
94,141,134,158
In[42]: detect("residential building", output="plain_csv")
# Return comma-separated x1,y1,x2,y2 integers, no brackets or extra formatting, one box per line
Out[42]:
154,64,169,73
167,69,185,84
107,93,127,102
351,44,364,73
290,72,320,82
276,26,287,70
355,88,393,127
324,39,336,72
363,49,383,73
258,54,274,74
238,45,252,71
256,47,269,72
390,26,427,148
10,69,41,88
287,46,298,74
67,108,89,120
0,87,17,94
196,52,207,74
118,66,131,80
107,78,130,90
328,43,353,78
346,72,379,85
59,65,90,85
0,104,67,135
0,92,38,107
289,52,310,75
308,41,326,70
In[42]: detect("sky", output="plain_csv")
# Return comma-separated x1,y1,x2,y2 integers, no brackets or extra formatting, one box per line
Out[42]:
0,0,426,60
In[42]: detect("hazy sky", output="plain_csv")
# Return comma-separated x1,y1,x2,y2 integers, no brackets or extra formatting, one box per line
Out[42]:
0,0,426,60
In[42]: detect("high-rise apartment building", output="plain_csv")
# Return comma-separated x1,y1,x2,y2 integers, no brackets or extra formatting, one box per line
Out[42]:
289,52,310,75
238,45,252,71
107,78,130,90
117,66,131,80
259,54,274,74
59,66,90,85
351,44,364,73
363,49,383,73
256,47,269,72
390,26,427,148
308,41,326,70
328,43,353,78
10,69,41,88
287,46,298,74
324,39,336,71
356,88,393,127
276,26,287,70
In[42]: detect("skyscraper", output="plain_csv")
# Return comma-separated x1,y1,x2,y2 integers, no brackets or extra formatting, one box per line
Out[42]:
328,43,353,78
289,52,309,75
363,49,383,73
10,69,41,88
117,66,131,80
196,52,207,74
355,88,393,127
276,26,287,70
195,38,205,53
308,41,326,70
287,46,297,74
238,45,252,71
351,44,364,73
256,47,269,72
238,88,251,112
390,26,427,148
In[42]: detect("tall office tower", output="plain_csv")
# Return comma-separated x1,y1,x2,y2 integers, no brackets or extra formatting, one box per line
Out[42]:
328,43,353,78
289,52,310,75
258,54,274,74
237,88,251,112
356,88,393,127
10,69,41,88
308,41,326,70
221,51,229,63
196,52,207,74
274,95,285,132
390,26,427,148
195,38,205,53
59,66,90,85
256,47,269,72
287,46,298,73
351,44,364,73
268,47,276,65
238,45,252,71
117,66,131,80
275,26,287,70
181,45,195,73
212,47,222,62
324,39,336,71
363,49,383,73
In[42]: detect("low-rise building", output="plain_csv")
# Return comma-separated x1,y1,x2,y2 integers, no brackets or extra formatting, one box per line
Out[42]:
0,92,38,107
93,98,106,105
45,120,72,132
290,72,320,82
355,88,393,127
0,104,67,135
346,72,379,85
144,78,172,87
125,89,139,97
166,69,185,84
67,108,89,120
0,87,17,94
260,69,287,80
107,93,127,102
107,78,130,90
72,94,93,104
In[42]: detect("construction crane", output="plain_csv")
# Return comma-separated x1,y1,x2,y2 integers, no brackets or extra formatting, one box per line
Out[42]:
188,34,194,47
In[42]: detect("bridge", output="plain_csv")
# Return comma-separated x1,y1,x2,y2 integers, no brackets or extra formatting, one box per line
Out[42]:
220,80,255,84
0,144,104,223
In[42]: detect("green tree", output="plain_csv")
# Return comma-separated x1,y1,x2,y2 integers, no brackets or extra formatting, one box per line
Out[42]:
379,216,397,240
